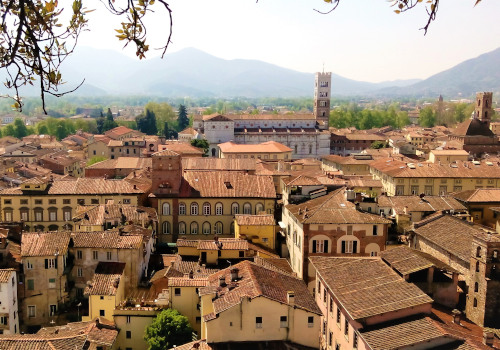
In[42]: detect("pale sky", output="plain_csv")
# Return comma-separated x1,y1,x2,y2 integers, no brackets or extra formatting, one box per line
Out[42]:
78,0,500,83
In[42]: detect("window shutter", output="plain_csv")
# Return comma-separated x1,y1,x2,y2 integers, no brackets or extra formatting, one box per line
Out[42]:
341,241,346,254
55,258,58,269
3,317,6,325
312,240,317,253
324,240,329,253
353,241,358,254
44,259,48,269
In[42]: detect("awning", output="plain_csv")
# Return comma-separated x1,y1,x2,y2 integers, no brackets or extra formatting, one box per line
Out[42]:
278,221,286,229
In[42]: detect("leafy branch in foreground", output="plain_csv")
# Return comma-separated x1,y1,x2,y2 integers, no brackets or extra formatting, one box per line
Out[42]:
0,0,172,112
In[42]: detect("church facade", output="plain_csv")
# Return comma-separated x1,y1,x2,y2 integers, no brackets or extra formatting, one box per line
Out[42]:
192,72,332,159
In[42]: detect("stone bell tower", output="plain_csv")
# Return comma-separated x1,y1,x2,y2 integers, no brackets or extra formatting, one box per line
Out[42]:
475,92,493,128
314,72,331,130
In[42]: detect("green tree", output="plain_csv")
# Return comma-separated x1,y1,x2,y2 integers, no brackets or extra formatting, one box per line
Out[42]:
371,140,386,149
144,309,194,350
102,108,118,133
191,139,210,156
136,110,158,135
177,105,189,131
419,106,436,127
96,116,105,134
2,124,15,137
145,102,176,135
38,124,49,135
13,118,28,138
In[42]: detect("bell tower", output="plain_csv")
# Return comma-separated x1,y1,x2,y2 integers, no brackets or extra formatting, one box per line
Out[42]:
314,72,331,130
475,92,493,128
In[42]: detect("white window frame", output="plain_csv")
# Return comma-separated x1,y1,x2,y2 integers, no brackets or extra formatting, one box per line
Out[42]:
179,203,186,215
215,203,223,215
28,305,36,318
191,203,199,216
162,203,170,216
203,203,211,216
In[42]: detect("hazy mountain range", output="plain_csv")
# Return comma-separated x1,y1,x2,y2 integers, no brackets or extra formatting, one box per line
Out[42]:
3,46,500,99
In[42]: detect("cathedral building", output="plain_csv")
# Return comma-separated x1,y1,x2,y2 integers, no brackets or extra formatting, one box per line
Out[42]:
449,92,500,156
192,72,332,159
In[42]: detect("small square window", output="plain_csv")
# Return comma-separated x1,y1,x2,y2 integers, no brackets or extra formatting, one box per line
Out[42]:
256,317,262,328
126,331,131,339
174,288,181,296
77,250,83,259
99,310,105,317
93,251,98,260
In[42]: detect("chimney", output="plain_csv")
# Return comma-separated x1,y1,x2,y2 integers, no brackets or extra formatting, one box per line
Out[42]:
230,268,239,281
287,291,295,305
189,270,194,279
219,275,226,287
451,309,461,325
95,318,100,328
113,277,120,289
192,343,200,349
483,331,494,346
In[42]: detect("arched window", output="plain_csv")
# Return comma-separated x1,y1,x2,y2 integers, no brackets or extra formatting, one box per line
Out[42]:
243,203,252,214
20,207,29,222
191,203,199,216
48,207,58,222
294,145,297,154
215,222,223,235
231,203,239,215
163,221,171,234
476,246,481,258
476,261,480,272
255,203,264,214
162,203,170,216
3,208,13,222
190,222,198,235
48,225,59,231
178,222,186,235
309,144,313,154
215,203,223,215
203,202,211,216
473,298,478,307
202,222,211,235
474,282,479,293
179,202,186,215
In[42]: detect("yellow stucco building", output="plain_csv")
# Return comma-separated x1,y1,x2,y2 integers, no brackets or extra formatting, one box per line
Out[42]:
151,150,276,243
370,158,500,196
234,214,276,250
199,261,321,348
218,141,293,160
83,262,126,321
0,177,145,232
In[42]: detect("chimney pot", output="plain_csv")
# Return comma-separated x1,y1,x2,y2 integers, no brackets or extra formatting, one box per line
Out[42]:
189,270,194,279
230,268,239,281
483,331,494,346
451,309,461,325
219,275,226,287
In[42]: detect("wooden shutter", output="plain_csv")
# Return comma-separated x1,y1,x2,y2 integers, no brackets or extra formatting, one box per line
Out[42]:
341,241,346,254
312,240,317,253
324,240,329,253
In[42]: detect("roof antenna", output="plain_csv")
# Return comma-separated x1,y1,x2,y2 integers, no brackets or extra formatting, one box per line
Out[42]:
322,62,325,73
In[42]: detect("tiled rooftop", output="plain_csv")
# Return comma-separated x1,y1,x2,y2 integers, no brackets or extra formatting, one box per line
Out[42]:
309,256,433,320
452,188,500,203
73,203,157,226
181,171,276,198
84,262,126,296
235,214,275,226
377,195,466,214
381,245,459,275
71,230,143,249
286,188,392,225
412,214,500,262
21,232,71,257
218,141,292,153
200,260,321,316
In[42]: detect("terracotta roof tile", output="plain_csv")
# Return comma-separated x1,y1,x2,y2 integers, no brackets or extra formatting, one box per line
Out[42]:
452,188,500,203
412,214,500,262
159,143,204,156
218,141,292,153
378,195,466,215
167,277,208,287
182,158,256,171
181,172,275,198
370,158,500,178
381,246,459,275
286,188,391,225
235,214,275,226
200,260,320,316
359,316,449,350
0,334,88,350
73,204,157,227
21,232,70,257
0,269,14,283
71,231,143,249
0,178,145,195
309,257,433,320
84,262,126,296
